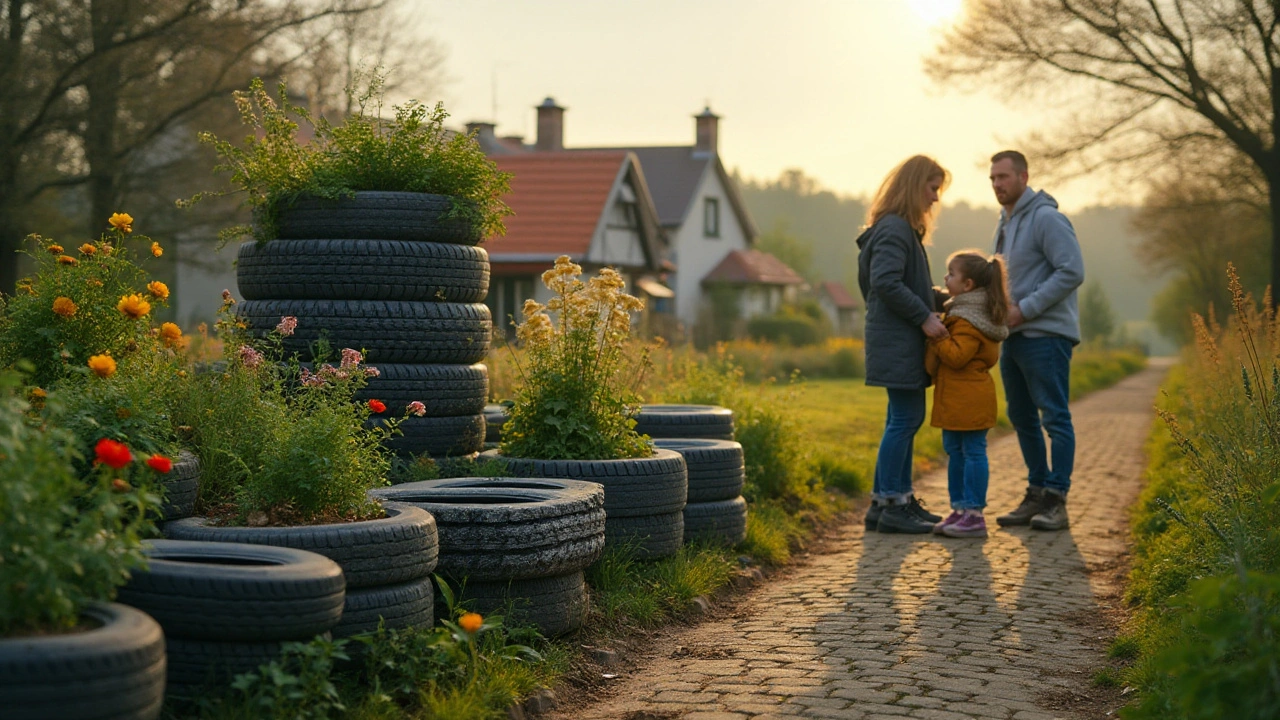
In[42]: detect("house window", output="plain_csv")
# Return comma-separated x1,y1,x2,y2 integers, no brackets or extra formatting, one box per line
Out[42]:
703,197,720,238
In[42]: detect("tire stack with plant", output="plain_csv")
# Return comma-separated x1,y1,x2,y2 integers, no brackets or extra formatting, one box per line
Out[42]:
370,477,606,635
481,257,688,560
654,438,748,546
194,77,512,462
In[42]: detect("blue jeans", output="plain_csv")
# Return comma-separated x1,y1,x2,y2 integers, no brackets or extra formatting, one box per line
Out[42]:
872,388,925,502
943,429,989,510
1000,334,1075,494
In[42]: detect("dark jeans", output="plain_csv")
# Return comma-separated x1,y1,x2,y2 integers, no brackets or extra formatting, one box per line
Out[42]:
1000,334,1075,494
872,387,925,502
943,429,989,510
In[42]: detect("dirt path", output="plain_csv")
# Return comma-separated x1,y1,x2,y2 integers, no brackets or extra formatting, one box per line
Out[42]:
548,359,1173,720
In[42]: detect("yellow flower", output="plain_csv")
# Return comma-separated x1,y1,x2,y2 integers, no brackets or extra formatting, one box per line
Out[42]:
458,612,483,634
30,387,46,399
147,280,169,299
17,282,35,295
86,278,103,287
57,255,77,266
79,243,96,255
88,354,117,378
109,213,133,233
116,293,151,319
52,296,77,318
159,322,183,348
150,242,162,258
47,244,63,254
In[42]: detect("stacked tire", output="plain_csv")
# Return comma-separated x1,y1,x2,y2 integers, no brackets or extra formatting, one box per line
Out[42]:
236,192,492,460
155,451,200,527
371,478,605,636
654,439,749,547
634,405,735,441
164,503,439,640
116,540,345,695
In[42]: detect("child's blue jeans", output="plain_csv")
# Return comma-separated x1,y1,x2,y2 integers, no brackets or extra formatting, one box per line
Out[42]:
942,429,989,511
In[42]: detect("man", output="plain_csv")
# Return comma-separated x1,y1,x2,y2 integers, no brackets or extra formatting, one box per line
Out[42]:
988,150,1084,531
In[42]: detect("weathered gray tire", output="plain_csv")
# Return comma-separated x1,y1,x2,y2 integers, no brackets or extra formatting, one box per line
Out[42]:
163,503,437,589
683,496,749,546
653,438,745,503
480,449,687,518
237,239,490,303
238,299,491,364
375,414,486,457
604,511,685,560
157,451,200,522
116,540,345,642
163,637,294,694
456,572,588,637
633,404,735,440
0,603,166,720
355,363,488,416
332,576,434,638
274,191,482,245
370,478,605,580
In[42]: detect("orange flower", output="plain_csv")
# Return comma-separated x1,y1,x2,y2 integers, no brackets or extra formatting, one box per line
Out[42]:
116,294,151,319
88,354,116,378
79,243,96,255
159,322,183,347
95,438,132,469
368,399,387,414
147,280,169,299
458,612,483,634
109,213,133,233
28,387,47,409
47,244,63,254
150,242,163,257
146,455,173,473
52,296,77,317
57,255,77,266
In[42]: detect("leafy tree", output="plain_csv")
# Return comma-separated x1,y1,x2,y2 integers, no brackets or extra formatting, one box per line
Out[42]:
755,218,815,284
1079,281,1117,345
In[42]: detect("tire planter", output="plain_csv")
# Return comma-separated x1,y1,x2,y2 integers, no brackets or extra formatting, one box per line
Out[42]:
238,299,491,365
633,404,735,440
157,450,200,523
373,414,486,457
0,602,166,720
683,496,749,546
480,449,687,560
356,363,488,417
275,191,483,245
164,637,307,693
652,438,745,503
483,404,508,443
459,572,588,638
238,240,489,303
604,511,684,559
335,576,434,638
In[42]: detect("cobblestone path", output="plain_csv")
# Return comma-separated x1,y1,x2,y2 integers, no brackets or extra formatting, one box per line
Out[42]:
554,360,1172,720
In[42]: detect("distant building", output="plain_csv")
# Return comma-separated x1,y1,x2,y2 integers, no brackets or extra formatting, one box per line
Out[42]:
815,280,861,337
702,248,806,319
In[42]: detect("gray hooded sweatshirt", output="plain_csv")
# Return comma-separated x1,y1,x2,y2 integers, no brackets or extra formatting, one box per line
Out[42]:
994,188,1085,344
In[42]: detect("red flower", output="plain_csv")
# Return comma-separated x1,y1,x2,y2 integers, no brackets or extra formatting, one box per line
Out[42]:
146,454,173,473
368,399,387,414
94,438,132,469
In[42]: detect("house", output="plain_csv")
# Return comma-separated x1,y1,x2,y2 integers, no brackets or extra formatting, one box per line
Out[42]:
815,280,861,337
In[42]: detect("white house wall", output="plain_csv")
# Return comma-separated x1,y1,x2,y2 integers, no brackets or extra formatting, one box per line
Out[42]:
585,181,647,268
668,165,749,327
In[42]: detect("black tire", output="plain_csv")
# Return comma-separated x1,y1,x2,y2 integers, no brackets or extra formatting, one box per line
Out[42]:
633,404,735,440
376,414,486,457
604,511,685,560
355,363,488,417
653,439,746,503
333,575,435,637
275,191,483,245
455,571,587,637
480,449,687,518
116,540,345,642
163,638,289,694
157,450,200,522
483,404,508,443
238,299,491,364
370,478,606,580
0,602,166,720
164,503,437,589
237,239,490,303
683,497,749,546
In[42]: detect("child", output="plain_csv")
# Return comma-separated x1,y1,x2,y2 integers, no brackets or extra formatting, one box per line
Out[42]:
925,250,1010,538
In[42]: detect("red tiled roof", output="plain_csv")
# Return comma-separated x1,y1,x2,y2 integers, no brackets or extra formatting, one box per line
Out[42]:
487,151,627,257
820,281,859,309
702,249,805,286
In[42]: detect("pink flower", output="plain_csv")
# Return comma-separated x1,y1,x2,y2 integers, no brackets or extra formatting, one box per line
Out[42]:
318,364,348,380
340,348,363,369
238,344,263,368
300,368,325,387
407,401,426,417
276,316,297,336
364,366,381,378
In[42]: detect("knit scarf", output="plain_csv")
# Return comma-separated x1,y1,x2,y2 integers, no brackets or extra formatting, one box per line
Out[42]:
945,291,1009,341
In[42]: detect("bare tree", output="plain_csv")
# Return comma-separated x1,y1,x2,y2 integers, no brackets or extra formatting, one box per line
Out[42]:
928,0,1280,303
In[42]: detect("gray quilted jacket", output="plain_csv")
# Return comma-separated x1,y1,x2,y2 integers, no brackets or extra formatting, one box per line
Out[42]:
857,214,939,390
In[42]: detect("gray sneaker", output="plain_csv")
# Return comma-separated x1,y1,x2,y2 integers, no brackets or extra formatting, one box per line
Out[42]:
996,487,1046,527
877,504,936,534
1030,491,1069,531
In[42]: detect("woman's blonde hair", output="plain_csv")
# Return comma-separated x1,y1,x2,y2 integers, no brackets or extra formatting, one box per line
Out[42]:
947,249,1010,326
865,155,951,243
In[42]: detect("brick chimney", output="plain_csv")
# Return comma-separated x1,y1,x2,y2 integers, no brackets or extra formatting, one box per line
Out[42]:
466,121,497,148
535,97,565,151
694,107,719,158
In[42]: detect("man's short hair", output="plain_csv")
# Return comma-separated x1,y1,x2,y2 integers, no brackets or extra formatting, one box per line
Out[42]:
991,150,1028,174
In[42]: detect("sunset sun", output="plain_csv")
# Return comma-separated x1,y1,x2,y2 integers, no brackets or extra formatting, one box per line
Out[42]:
908,0,964,25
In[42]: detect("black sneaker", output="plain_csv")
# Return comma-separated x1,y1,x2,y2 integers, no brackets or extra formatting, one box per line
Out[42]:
904,495,942,524
877,504,936,534
996,487,1046,527
1030,491,1069,531
864,501,885,531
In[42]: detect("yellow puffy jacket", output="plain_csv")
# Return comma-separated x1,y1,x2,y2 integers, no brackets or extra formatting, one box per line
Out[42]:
925,315,1001,431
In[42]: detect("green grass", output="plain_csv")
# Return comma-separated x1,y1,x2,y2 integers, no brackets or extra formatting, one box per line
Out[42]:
586,543,738,629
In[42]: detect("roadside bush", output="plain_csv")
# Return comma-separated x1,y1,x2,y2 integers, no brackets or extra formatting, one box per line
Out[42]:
746,313,825,346
1069,343,1146,399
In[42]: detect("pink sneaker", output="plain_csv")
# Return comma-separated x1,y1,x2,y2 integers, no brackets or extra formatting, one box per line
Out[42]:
942,513,988,538
933,511,964,535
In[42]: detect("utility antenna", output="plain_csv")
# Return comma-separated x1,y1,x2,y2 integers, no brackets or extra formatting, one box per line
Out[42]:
491,68,498,122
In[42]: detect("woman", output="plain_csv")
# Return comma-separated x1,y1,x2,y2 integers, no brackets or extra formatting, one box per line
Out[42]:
856,155,951,534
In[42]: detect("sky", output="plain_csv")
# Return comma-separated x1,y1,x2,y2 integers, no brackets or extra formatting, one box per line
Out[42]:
403,0,1097,209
